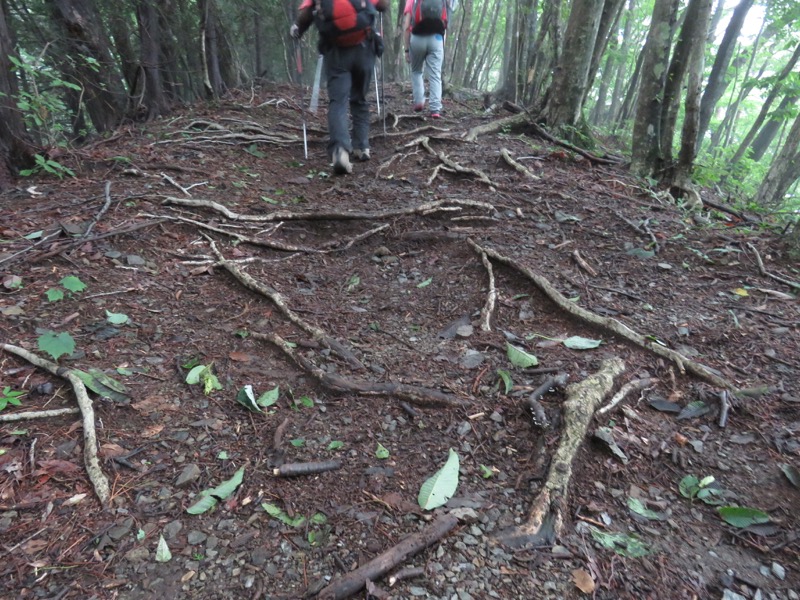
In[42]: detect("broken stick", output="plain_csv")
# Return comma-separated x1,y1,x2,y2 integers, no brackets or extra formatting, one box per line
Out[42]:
314,513,459,600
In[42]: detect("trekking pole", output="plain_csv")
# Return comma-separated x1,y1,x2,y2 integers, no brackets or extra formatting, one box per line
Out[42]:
374,65,381,116
294,39,308,159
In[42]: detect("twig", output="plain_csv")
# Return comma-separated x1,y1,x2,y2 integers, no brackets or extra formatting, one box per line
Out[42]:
468,240,738,391
160,172,193,196
82,181,113,238
255,332,467,409
747,242,800,291
314,514,459,600
388,566,425,586
597,378,657,416
718,390,731,428
472,242,497,331
273,460,343,477
572,250,597,277
500,148,539,180
1,344,110,505
0,407,80,422
415,136,497,188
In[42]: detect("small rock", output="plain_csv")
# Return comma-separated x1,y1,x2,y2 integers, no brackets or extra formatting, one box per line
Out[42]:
721,590,747,600
771,562,786,580
175,464,201,487
124,546,150,562
163,520,183,540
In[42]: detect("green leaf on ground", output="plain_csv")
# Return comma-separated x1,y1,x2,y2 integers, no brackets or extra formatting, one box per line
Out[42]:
375,442,390,459
257,386,280,407
37,331,76,361
72,369,130,403
506,343,538,368
327,441,344,451
262,502,306,527
779,463,800,488
290,438,305,447
45,288,64,302
417,277,433,288
155,535,172,562
0,386,25,411
479,464,495,479
236,385,262,412
186,466,245,515
106,310,129,325
718,506,771,528
496,369,513,394
562,336,602,350
60,275,86,293
628,497,664,520
590,527,649,557
418,448,460,510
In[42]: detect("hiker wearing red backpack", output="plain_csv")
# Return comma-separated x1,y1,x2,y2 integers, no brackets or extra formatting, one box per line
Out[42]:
290,0,388,175
402,0,449,119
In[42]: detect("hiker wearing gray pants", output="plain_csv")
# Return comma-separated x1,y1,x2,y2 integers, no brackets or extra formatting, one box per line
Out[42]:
402,0,449,119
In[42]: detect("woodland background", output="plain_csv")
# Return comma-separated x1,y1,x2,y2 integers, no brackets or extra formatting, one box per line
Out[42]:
0,0,799,245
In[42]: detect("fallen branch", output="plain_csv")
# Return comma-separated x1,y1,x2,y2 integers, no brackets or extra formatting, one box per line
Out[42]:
83,181,113,238
1,344,110,505
207,238,365,371
255,331,468,409
500,148,539,180
163,196,496,223
469,240,737,391
496,358,625,548
314,513,459,600
472,243,497,331
412,136,497,188
273,460,343,477
596,377,657,416
0,407,80,422
747,242,800,291
572,249,597,277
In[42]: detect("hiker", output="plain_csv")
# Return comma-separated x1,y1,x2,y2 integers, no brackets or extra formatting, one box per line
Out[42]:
290,0,388,175
402,0,449,119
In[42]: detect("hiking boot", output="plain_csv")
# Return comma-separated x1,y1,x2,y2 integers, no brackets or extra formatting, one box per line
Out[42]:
332,147,352,175
430,112,441,119
413,103,424,112
353,148,371,162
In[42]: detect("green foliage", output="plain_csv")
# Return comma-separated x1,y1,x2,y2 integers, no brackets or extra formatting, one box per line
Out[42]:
0,387,26,411
19,154,75,180
37,330,76,361
185,364,223,395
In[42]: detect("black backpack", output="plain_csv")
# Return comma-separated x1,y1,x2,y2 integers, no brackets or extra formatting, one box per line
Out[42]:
411,0,447,35
315,0,376,42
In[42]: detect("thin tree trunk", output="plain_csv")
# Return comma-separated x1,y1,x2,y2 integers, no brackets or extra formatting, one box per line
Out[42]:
754,112,800,208
749,94,799,162
136,0,170,118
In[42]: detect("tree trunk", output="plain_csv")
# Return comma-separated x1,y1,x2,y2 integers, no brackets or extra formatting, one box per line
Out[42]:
0,0,35,188
696,0,754,148
749,94,800,162
540,0,605,136
672,0,713,187
582,0,625,105
50,0,127,133
658,0,712,169
608,0,637,125
524,0,561,107
136,0,170,119
630,0,679,178
753,111,800,208
729,41,800,168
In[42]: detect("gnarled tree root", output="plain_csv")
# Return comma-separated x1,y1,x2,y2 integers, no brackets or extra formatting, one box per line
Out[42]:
1,344,111,506
313,513,459,600
495,358,625,549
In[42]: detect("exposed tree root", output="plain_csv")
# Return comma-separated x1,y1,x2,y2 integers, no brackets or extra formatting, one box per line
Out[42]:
1,344,111,506
406,136,497,188
747,242,800,291
495,358,625,549
500,148,540,180
472,242,497,331
469,240,738,392
597,377,658,416
314,513,460,600
255,331,468,409
206,239,365,371
0,407,80,422
464,113,529,142
163,196,496,222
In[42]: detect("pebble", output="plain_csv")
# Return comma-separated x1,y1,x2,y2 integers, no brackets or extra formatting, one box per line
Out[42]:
175,464,201,487
771,562,786,580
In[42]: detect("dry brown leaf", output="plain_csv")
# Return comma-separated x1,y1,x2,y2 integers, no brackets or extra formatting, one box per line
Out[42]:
99,443,127,458
674,432,688,446
131,395,179,412
142,424,165,438
20,539,49,554
229,351,252,362
572,568,596,594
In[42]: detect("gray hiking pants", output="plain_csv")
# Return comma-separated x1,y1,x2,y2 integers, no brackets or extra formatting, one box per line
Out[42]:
409,33,444,113
324,40,376,158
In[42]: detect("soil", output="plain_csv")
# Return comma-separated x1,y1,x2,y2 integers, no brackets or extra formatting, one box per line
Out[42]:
0,83,798,600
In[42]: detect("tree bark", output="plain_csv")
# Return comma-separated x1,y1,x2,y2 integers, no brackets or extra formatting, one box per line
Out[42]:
0,0,35,188
696,0,754,148
50,0,127,133
136,0,171,119
630,0,679,177
540,0,605,136
753,112,800,208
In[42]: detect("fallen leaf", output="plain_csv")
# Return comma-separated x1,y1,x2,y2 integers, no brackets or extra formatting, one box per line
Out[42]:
229,351,252,362
142,424,165,438
572,568,596,593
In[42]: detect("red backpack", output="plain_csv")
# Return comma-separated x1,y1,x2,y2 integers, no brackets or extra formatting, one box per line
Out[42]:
315,0,376,42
